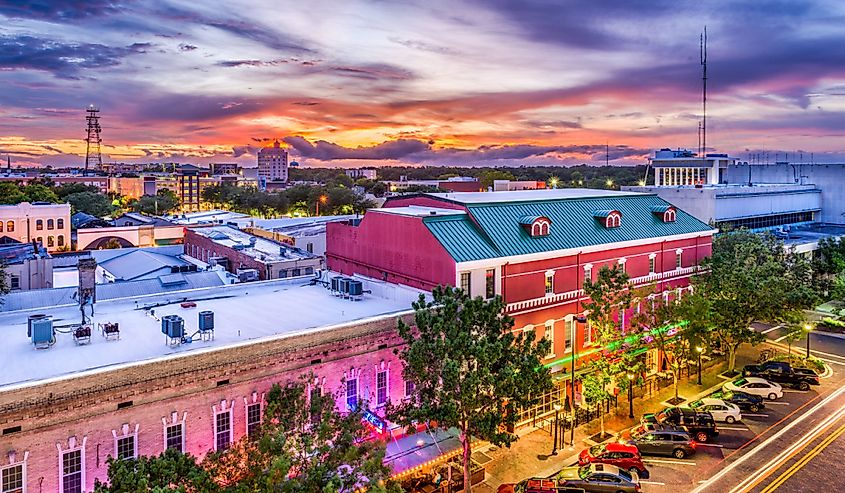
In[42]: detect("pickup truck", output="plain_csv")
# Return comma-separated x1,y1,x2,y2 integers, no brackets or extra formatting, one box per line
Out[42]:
641,407,719,443
742,361,819,391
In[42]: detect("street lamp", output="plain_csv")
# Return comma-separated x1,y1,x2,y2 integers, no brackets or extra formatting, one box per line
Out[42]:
804,324,812,358
548,177,559,189
551,403,562,455
626,372,635,419
696,346,704,385
316,194,328,216
571,314,587,448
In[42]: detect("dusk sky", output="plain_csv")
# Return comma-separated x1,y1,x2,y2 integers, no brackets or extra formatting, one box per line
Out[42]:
1,0,844,168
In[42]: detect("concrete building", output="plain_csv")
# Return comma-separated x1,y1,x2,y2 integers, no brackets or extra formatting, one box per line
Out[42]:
386,176,482,193
185,225,322,280
493,180,547,192
0,276,422,493
233,215,355,257
346,168,377,180
257,140,288,188
0,202,71,252
0,241,53,291
76,213,184,250
327,189,715,423
167,209,252,226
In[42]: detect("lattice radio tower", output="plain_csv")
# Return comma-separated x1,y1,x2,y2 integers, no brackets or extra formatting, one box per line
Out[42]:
84,105,102,176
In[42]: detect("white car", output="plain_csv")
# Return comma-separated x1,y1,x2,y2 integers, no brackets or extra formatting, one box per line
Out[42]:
688,398,743,423
723,377,783,401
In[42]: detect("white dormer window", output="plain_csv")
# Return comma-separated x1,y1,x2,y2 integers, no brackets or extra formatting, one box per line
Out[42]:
594,210,621,228
520,216,552,237
651,205,677,223
664,209,677,222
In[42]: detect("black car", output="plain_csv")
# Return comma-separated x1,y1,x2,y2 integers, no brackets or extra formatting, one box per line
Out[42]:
620,424,697,459
742,362,819,391
710,390,765,413
641,407,719,442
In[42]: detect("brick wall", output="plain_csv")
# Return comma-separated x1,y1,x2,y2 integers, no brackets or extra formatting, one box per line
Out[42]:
0,313,413,492
184,228,267,279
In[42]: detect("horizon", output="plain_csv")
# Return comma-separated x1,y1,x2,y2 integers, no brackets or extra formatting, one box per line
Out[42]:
1,1,844,168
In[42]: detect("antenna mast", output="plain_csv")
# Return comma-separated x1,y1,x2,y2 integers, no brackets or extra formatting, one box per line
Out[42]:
700,26,707,157
84,105,102,176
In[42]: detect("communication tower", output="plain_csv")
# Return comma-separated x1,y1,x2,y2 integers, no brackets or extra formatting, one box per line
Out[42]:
84,105,102,175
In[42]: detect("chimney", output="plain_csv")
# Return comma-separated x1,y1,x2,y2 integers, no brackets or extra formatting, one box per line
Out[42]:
77,258,97,305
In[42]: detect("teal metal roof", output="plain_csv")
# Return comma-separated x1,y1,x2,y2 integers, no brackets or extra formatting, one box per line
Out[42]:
650,205,673,213
422,194,713,263
518,215,544,225
592,209,618,218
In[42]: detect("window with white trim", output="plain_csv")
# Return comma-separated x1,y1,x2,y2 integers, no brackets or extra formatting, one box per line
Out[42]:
544,270,554,295
675,249,683,269
564,318,574,353
584,264,593,283
404,380,415,399
544,320,555,358
1,462,24,493
460,272,471,295
648,254,656,274
584,321,592,346
246,403,262,436
61,449,82,493
485,269,495,299
165,423,183,452
346,378,358,411
618,258,627,274
116,435,135,461
214,410,232,451
376,369,388,406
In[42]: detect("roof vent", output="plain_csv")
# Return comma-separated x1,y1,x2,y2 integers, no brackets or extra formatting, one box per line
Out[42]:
430,211,437,215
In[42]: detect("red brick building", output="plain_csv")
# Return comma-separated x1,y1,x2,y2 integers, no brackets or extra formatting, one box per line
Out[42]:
327,189,716,421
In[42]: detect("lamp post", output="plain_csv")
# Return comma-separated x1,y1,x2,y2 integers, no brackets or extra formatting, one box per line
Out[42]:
804,324,812,358
696,346,704,385
572,315,586,448
551,403,562,455
626,372,634,419
315,194,328,216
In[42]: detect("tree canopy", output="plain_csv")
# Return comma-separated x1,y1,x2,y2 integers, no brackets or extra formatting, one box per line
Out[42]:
391,286,551,492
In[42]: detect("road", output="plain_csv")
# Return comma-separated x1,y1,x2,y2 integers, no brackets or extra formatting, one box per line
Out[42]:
639,323,845,493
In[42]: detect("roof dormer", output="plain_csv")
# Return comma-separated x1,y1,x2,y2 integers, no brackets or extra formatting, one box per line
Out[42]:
519,215,551,237
650,205,677,223
593,210,621,228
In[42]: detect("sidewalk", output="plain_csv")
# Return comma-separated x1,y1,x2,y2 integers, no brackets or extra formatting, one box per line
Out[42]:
472,348,760,492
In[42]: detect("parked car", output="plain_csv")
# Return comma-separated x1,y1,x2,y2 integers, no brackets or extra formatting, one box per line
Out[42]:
578,442,648,475
641,406,719,442
724,377,783,400
743,361,819,391
688,398,743,423
620,425,696,459
709,390,765,413
555,463,641,493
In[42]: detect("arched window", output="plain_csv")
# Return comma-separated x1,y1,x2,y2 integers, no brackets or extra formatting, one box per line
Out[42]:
36,219,43,230
57,218,64,229
605,213,621,228
57,235,65,247
664,209,676,222
7,220,14,232
37,236,43,245
0,222,3,232
47,219,54,230
47,236,55,247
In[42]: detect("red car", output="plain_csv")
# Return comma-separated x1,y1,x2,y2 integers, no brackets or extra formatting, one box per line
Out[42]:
578,442,647,475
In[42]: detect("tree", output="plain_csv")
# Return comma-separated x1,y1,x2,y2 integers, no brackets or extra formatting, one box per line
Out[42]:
55,183,100,199
22,184,60,203
477,170,515,190
0,183,27,204
695,231,818,372
93,448,217,492
582,265,642,436
813,237,845,302
392,286,552,492
782,324,805,356
133,189,180,215
65,191,115,217
204,376,399,493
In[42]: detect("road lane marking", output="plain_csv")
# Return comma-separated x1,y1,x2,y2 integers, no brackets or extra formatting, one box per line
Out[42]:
719,426,750,431
761,325,784,334
766,401,791,405
742,414,769,418
643,459,696,466
759,421,845,493
640,481,666,485
729,402,845,493
782,389,805,393
696,443,724,447
687,384,845,493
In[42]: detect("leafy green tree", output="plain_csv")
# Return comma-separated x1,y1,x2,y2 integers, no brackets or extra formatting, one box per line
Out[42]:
93,448,217,492
65,191,115,217
133,189,180,215
370,181,387,197
391,286,552,492
0,183,27,204
813,237,845,302
782,324,806,357
582,265,640,436
22,184,60,203
205,376,399,493
695,231,818,372
477,170,515,190
55,183,100,199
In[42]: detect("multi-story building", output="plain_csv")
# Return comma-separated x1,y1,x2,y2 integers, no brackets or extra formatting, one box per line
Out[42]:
385,176,482,193
346,168,377,180
0,202,71,252
185,225,322,280
257,140,288,188
327,189,716,422
0,275,422,493
233,215,356,257
0,241,53,290
493,180,547,192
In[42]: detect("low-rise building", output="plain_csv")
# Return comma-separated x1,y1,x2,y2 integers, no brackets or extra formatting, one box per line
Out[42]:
386,176,483,193
76,213,184,250
346,168,377,180
0,241,53,290
166,209,252,226
185,225,322,280
0,202,71,252
234,215,355,257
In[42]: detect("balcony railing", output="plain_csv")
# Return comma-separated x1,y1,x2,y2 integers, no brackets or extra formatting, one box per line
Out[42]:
506,265,702,313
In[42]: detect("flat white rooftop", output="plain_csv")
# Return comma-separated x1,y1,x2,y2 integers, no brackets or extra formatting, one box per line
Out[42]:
375,206,466,217
427,188,643,204
0,276,422,391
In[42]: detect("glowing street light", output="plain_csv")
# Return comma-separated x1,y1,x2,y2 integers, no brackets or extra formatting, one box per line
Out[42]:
316,194,328,216
804,323,813,358
548,177,560,189
606,179,614,188
626,372,635,418
696,346,704,385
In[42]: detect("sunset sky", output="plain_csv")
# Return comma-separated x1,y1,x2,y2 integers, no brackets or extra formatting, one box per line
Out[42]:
1,0,844,168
